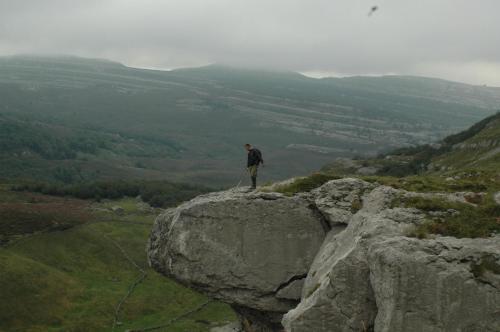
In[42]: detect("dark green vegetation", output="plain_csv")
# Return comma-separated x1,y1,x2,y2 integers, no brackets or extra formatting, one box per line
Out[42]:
274,112,500,239
393,195,500,239
0,191,90,244
361,171,499,193
1,55,499,186
13,179,211,208
0,186,236,331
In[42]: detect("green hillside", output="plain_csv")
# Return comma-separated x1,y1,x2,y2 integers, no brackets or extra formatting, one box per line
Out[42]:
430,112,500,171
321,112,499,179
0,187,236,331
1,55,499,186
274,113,500,239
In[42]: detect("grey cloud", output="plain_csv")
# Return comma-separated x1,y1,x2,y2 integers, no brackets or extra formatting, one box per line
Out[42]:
0,0,499,85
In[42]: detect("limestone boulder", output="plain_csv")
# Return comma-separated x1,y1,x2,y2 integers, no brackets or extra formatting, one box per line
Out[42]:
306,178,374,225
283,185,500,332
148,188,328,330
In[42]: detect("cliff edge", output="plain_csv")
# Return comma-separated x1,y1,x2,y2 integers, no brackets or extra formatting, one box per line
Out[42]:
148,179,500,331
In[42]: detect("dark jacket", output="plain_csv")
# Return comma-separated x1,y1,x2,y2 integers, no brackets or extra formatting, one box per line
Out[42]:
247,148,263,167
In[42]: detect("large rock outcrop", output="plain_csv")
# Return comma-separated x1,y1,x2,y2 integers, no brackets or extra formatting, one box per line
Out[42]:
148,189,329,330
148,179,500,332
369,237,500,332
283,185,500,331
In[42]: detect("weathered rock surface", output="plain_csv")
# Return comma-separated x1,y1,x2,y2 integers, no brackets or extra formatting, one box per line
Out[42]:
148,179,500,332
283,186,404,332
148,188,328,330
356,166,378,175
283,185,500,332
369,236,500,332
260,177,306,192
111,205,124,214
305,178,374,225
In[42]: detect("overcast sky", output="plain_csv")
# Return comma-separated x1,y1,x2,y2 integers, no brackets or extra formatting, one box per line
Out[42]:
1,0,499,86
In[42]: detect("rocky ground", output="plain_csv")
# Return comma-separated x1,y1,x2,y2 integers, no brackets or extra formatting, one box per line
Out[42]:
148,179,500,332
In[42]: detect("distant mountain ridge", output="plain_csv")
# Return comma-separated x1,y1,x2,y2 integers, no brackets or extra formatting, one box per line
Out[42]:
0,55,499,185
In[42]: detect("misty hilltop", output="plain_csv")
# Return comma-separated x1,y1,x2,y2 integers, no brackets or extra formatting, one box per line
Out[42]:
0,55,499,186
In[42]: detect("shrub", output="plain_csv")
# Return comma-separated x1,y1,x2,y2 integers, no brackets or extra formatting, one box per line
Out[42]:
401,195,500,239
12,180,211,208
0,200,90,238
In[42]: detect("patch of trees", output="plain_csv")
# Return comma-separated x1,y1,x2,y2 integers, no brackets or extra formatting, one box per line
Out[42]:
12,180,212,208
0,118,108,160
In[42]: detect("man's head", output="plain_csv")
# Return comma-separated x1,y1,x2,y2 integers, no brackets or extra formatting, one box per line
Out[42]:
244,143,252,151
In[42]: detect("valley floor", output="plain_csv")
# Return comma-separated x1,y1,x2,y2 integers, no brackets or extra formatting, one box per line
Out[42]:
0,187,236,332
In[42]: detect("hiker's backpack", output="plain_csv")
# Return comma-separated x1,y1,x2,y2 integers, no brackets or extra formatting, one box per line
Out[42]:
254,148,264,165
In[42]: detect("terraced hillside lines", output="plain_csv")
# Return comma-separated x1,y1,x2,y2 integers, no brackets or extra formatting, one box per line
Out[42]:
0,190,236,331
1,55,499,185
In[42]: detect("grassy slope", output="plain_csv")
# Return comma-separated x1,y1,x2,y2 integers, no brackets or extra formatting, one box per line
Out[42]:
319,112,500,192
0,190,235,332
431,112,500,172
393,195,500,239
418,113,500,193
271,113,500,238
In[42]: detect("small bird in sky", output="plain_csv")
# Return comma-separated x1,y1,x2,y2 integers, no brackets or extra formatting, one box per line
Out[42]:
368,5,379,16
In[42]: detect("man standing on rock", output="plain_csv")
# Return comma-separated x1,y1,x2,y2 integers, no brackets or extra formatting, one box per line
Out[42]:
244,144,264,189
